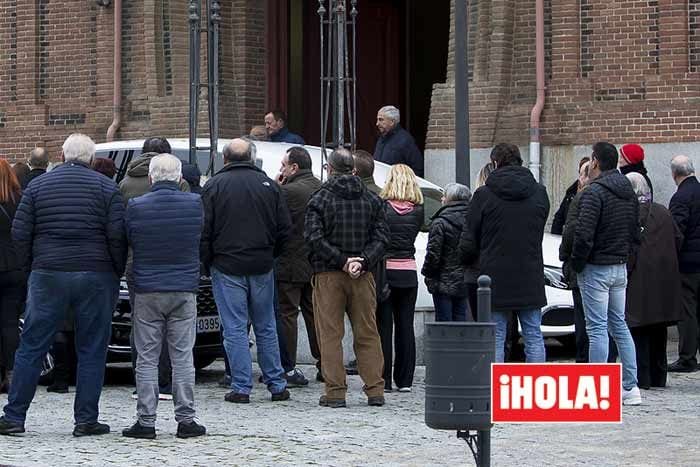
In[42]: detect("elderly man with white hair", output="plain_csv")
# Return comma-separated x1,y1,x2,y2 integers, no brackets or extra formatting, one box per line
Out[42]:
374,105,424,177
122,153,205,440
0,133,127,437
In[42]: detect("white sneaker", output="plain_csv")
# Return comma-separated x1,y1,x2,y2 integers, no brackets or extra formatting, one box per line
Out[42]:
159,392,173,401
131,390,138,400
622,386,642,406
397,387,412,393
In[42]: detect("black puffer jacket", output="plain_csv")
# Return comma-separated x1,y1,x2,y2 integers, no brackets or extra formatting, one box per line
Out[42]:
385,201,423,259
551,180,578,235
571,170,640,273
459,165,550,312
422,201,470,296
669,176,700,273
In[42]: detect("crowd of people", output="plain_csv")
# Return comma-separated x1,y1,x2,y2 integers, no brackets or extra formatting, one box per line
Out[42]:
0,102,695,437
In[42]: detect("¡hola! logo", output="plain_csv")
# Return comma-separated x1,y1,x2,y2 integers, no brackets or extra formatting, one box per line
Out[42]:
491,363,622,423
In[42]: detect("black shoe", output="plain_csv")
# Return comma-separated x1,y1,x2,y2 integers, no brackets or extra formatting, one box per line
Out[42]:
0,416,25,435
319,395,346,408
345,359,359,375
316,371,324,383
73,421,110,437
224,391,250,404
177,421,206,439
285,369,309,388
271,389,291,402
218,375,231,388
47,383,69,394
122,421,156,440
368,396,386,407
668,359,698,373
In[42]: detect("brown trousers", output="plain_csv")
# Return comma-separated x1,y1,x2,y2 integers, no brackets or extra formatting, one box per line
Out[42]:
278,281,321,368
312,271,384,399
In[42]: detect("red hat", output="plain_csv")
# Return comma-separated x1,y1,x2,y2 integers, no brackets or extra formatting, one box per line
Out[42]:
620,144,645,165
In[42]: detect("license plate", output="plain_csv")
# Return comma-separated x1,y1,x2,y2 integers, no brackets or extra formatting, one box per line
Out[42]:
196,316,220,334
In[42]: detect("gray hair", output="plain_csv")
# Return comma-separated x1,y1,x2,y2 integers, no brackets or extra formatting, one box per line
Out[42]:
149,153,182,183
328,148,354,175
379,105,400,124
28,147,49,169
626,172,651,203
444,183,472,202
62,133,95,164
671,155,695,178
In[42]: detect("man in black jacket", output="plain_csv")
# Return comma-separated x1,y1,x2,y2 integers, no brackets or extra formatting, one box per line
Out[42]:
304,148,389,408
459,143,549,364
21,148,49,189
570,142,642,406
373,106,424,177
276,146,322,383
0,134,126,436
201,139,292,404
668,155,700,372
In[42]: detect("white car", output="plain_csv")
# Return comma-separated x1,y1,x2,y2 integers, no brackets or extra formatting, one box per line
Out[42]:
94,139,575,341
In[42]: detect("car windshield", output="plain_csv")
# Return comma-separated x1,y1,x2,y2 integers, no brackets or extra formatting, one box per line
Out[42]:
420,187,443,231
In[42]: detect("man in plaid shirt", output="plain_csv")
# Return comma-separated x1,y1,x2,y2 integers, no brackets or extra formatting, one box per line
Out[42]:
304,148,390,408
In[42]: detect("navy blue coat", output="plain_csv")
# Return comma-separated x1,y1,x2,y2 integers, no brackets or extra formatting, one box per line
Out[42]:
126,181,203,293
269,127,305,145
12,161,127,275
670,176,700,273
373,125,424,177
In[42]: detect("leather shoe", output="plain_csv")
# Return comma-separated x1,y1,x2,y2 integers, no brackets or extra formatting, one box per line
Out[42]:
319,395,346,408
368,396,385,407
122,421,156,440
668,359,698,373
224,391,250,404
73,422,110,437
0,416,25,435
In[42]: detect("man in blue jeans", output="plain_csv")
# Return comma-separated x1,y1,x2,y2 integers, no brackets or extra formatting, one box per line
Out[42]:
571,142,642,406
0,134,127,436
200,138,292,404
459,143,550,363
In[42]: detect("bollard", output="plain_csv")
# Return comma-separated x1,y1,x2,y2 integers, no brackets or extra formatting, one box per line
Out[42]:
477,275,492,323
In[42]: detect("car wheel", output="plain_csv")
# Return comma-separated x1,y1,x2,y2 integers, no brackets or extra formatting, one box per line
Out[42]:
193,355,217,370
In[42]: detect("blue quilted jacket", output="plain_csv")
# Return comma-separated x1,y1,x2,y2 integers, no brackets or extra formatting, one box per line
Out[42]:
126,181,203,293
12,160,127,275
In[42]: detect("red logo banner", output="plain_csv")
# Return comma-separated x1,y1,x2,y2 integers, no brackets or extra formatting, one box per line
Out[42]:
491,363,622,423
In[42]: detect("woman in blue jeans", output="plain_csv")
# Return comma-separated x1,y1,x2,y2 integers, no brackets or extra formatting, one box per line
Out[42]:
422,183,474,321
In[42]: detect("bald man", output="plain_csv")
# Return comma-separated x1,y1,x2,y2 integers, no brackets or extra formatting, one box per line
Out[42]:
200,138,293,403
669,155,700,373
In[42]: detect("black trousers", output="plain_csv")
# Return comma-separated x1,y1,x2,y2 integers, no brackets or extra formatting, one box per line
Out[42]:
631,324,668,389
52,331,75,386
678,273,700,366
0,270,26,373
573,287,589,363
377,285,417,389
467,283,478,321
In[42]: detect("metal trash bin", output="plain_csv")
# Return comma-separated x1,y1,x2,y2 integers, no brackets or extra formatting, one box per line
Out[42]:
424,322,495,430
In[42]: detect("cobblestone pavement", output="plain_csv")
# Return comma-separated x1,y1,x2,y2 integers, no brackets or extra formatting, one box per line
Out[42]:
1,346,699,466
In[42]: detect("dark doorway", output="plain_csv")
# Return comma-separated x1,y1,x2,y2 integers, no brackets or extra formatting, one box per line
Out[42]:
270,0,450,154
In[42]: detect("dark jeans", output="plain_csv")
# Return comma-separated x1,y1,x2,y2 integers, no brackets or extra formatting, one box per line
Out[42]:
377,285,417,389
432,294,470,322
0,270,26,372
467,283,478,321
52,331,76,387
631,324,668,389
4,270,118,424
128,283,171,392
678,272,700,366
573,287,589,363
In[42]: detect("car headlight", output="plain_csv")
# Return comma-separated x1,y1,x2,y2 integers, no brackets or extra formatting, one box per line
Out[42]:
544,265,569,290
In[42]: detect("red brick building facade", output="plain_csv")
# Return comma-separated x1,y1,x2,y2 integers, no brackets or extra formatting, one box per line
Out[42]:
0,0,697,204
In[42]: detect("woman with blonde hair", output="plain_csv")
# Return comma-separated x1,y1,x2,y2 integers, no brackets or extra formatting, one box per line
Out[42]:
378,164,424,392
0,159,25,393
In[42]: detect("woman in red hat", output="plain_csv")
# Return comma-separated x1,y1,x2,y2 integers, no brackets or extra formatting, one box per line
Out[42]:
619,143,653,200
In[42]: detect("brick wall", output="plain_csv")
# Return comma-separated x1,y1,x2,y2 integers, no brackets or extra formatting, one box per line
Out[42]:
427,0,700,150
0,0,267,162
